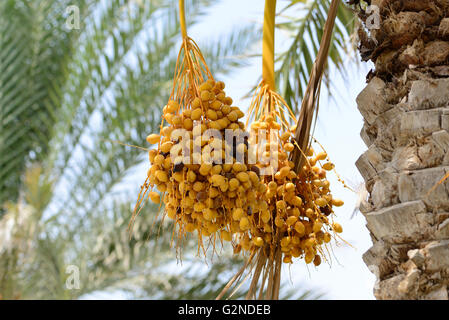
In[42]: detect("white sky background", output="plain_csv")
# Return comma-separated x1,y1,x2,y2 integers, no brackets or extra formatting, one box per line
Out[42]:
187,0,377,300
84,0,377,300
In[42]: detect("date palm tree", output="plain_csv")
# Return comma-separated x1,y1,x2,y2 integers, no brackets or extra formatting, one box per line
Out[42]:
351,0,449,299
8,0,446,301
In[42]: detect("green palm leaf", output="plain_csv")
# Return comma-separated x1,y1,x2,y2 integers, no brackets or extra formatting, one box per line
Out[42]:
276,0,356,112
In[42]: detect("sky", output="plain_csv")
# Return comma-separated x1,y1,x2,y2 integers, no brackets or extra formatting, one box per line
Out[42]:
84,0,377,300
188,0,377,300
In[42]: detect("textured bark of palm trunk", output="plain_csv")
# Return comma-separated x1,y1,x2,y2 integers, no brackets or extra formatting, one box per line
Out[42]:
354,0,449,299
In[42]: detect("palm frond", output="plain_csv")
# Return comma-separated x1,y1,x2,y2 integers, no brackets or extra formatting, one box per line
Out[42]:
0,0,92,208
275,0,356,112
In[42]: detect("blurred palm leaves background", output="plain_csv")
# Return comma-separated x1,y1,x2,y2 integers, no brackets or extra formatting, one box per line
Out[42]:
0,0,354,299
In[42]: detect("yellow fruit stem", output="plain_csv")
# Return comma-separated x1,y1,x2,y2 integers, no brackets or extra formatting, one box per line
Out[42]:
179,0,187,39
262,0,276,92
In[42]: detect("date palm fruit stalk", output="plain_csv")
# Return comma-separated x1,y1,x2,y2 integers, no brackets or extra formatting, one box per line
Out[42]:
217,0,344,300
132,0,268,259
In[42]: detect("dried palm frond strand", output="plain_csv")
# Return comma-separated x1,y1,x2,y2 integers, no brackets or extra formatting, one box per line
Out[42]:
290,0,341,172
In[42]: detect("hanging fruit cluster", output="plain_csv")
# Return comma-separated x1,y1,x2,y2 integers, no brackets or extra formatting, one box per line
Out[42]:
241,83,345,267
133,38,270,257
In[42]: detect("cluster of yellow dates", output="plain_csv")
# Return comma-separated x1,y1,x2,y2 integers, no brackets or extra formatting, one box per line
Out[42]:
247,114,343,265
146,79,268,250
144,79,343,265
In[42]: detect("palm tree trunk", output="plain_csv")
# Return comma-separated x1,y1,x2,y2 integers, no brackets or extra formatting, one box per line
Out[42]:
355,0,449,300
